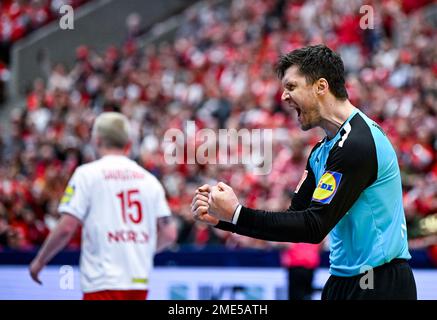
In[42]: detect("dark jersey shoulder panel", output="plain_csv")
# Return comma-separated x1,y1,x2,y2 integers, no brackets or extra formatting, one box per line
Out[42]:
325,114,378,189
288,141,320,211
216,112,379,244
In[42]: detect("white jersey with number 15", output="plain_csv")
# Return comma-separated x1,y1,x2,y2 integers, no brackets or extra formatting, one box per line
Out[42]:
58,154,171,293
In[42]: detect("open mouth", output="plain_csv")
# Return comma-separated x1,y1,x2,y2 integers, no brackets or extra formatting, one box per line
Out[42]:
296,107,301,117
288,99,301,118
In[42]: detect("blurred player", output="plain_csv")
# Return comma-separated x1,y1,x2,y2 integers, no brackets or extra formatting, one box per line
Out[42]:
281,242,322,300
29,112,177,300
192,45,417,300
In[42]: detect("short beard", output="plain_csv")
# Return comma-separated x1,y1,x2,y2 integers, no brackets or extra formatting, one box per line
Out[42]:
301,123,314,131
301,110,321,131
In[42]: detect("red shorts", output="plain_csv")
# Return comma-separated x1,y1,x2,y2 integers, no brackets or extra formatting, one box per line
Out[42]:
83,290,148,300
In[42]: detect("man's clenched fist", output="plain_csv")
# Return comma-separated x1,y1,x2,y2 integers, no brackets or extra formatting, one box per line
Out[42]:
208,182,240,223
191,184,219,226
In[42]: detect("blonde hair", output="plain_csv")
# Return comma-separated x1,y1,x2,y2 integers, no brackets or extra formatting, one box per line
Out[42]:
92,112,131,149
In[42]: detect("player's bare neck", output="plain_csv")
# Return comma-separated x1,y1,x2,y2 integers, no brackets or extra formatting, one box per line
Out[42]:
98,147,127,157
321,99,356,140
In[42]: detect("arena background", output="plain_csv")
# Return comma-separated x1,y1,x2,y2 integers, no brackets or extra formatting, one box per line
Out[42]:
0,0,436,300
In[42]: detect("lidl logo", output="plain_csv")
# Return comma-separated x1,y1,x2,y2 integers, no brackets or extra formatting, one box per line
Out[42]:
320,183,333,191
312,171,342,204
61,185,75,204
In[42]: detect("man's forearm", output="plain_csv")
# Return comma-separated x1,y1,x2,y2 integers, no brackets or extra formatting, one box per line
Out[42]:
216,205,326,244
34,224,76,265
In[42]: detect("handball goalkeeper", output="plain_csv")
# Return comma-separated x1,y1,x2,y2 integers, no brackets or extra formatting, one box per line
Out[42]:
192,45,417,300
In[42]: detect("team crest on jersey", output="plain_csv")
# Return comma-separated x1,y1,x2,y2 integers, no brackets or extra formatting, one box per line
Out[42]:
312,171,342,204
61,185,75,204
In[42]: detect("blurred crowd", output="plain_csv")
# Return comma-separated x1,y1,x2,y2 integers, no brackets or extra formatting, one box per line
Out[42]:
0,0,90,102
0,0,89,43
0,0,436,262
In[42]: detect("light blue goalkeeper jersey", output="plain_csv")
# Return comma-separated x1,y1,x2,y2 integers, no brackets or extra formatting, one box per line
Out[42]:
218,109,411,277
307,109,411,276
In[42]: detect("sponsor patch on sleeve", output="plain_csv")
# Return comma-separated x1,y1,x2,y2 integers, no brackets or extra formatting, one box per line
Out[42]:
60,185,75,205
312,171,342,204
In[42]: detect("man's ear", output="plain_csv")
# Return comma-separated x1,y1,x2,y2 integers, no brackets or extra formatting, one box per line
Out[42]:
93,135,102,148
315,78,329,96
